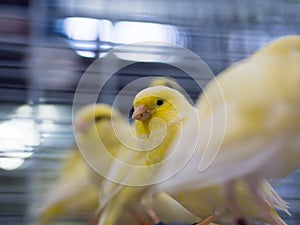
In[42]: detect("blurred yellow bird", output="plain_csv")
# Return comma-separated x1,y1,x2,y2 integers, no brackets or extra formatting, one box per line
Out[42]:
153,35,300,225
74,104,150,225
34,104,134,225
33,146,100,225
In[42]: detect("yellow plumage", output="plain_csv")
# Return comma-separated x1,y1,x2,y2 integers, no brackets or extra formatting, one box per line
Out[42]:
97,78,204,225
132,80,291,224
73,104,149,225
171,180,289,225
98,83,198,225
196,35,300,180
97,88,195,225
133,86,195,165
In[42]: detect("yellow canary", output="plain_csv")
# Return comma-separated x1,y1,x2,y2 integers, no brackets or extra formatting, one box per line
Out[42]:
132,86,196,165
35,87,199,225
97,78,197,225
132,86,198,223
132,84,290,224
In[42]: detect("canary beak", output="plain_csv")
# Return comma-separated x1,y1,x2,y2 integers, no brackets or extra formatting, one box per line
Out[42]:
132,105,151,121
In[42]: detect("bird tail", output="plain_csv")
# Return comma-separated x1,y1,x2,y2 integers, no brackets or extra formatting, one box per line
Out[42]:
261,180,290,216
260,180,290,225
268,208,288,225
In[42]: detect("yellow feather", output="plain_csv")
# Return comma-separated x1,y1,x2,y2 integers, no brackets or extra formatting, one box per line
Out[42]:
133,86,195,165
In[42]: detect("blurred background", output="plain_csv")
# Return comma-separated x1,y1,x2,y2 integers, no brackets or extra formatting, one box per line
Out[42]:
0,0,300,224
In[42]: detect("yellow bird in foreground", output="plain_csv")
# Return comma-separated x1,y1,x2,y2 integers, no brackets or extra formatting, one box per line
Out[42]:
132,85,290,225
96,78,199,225
154,35,300,224
132,86,196,165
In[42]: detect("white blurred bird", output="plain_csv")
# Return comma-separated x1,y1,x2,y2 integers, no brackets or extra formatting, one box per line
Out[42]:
154,35,300,224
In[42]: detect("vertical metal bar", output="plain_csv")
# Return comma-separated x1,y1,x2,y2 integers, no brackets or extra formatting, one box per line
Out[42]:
25,0,47,224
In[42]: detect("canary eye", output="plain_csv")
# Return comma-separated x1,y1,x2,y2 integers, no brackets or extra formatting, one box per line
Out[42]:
156,99,164,106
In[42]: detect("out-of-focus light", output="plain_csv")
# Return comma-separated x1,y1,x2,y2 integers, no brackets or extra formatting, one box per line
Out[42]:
0,118,39,170
16,105,33,116
101,44,112,50
113,42,174,62
63,17,99,40
99,19,114,42
0,158,24,171
114,21,178,44
69,42,97,58
113,21,182,61
60,17,186,59
62,17,113,58
37,105,60,119
41,120,55,131
77,51,96,58
38,106,60,142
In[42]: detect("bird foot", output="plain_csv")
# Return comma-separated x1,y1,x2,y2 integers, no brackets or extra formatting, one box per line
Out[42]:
194,214,218,225
139,222,149,225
